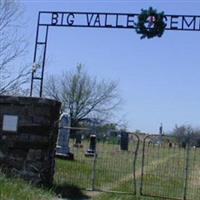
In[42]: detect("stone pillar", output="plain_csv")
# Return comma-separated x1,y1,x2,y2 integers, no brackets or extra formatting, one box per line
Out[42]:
0,95,61,185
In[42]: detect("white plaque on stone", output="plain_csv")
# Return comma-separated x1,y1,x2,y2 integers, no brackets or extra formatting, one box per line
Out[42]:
2,115,18,132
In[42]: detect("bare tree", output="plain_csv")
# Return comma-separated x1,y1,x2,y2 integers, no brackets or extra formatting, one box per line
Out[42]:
45,65,121,127
0,0,30,95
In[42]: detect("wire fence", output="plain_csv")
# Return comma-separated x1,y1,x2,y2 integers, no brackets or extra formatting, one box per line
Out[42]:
54,130,200,200
139,135,200,200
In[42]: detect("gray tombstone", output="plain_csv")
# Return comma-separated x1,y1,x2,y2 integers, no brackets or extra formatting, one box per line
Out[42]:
85,135,97,157
75,131,82,144
89,134,96,151
120,131,129,151
56,113,74,159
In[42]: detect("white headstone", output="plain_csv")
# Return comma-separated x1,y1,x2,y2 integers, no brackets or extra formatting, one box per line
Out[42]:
56,113,70,155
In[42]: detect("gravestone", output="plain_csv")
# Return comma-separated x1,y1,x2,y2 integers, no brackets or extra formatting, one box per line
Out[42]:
56,114,74,160
85,135,97,157
120,132,129,151
169,142,172,148
75,131,82,144
181,141,187,149
74,130,83,148
196,139,200,148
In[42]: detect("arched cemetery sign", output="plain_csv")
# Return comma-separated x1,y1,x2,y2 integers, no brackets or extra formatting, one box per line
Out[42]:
30,8,200,97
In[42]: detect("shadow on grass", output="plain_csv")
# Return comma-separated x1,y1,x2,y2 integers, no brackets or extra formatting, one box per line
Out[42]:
51,183,90,199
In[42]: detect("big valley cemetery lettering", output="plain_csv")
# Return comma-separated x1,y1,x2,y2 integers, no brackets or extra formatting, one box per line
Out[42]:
48,12,200,31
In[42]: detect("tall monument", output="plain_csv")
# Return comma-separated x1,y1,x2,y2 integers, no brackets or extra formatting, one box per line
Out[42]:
56,113,74,160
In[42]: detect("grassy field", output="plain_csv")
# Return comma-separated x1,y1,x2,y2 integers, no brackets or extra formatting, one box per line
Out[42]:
0,172,53,200
54,138,140,193
0,139,200,200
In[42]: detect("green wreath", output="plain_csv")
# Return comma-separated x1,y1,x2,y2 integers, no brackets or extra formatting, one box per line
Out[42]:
135,7,166,39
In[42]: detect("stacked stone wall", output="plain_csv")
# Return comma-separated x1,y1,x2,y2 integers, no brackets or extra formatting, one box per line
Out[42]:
0,96,61,185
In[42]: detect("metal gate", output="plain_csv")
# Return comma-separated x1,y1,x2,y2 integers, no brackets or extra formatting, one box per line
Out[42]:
54,128,139,194
140,134,200,200
94,132,139,194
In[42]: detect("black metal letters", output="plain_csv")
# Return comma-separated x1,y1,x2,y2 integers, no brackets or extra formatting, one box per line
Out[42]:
170,16,179,30
44,11,200,31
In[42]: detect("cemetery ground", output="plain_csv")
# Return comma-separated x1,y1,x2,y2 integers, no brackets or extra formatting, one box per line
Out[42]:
0,140,200,200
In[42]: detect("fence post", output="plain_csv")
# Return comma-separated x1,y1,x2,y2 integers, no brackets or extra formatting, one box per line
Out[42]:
140,136,148,195
92,149,97,191
132,134,140,195
183,142,190,200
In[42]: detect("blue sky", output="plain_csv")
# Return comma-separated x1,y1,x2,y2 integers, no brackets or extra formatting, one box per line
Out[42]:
19,0,200,133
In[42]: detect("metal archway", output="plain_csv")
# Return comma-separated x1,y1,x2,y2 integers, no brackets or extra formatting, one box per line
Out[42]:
30,10,200,97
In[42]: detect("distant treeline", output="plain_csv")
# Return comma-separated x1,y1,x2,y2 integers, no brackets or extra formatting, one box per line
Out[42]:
171,125,200,147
